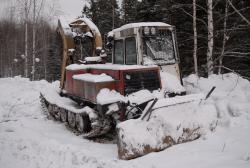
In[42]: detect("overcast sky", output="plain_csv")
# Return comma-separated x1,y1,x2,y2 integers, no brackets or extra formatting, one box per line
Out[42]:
0,0,89,19
0,0,124,21
57,0,87,18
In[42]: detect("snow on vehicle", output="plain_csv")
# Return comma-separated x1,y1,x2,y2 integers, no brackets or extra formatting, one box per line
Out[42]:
40,17,207,159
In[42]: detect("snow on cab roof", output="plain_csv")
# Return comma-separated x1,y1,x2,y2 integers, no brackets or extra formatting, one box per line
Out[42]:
109,22,172,35
66,63,158,71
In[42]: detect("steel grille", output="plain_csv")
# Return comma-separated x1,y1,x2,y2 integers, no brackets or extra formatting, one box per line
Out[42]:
123,70,160,95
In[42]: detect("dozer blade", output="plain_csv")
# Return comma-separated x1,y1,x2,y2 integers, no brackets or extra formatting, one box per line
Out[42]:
116,93,217,160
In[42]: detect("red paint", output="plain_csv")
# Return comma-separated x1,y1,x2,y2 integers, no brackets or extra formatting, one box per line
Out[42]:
65,69,88,95
65,66,161,104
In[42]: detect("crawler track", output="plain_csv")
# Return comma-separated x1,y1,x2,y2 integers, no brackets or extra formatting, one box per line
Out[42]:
39,93,112,138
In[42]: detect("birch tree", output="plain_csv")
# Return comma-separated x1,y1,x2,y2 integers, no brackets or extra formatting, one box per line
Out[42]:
24,0,30,78
31,0,44,80
31,0,36,80
218,0,229,74
207,0,214,75
193,0,198,76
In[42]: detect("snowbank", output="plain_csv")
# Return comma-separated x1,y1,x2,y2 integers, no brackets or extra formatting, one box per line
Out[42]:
117,73,250,159
184,73,250,127
0,73,250,168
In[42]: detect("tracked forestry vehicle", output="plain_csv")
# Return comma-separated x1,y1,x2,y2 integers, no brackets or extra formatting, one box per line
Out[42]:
40,17,200,140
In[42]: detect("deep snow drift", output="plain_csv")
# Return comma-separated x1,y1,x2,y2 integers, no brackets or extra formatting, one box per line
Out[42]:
0,73,250,168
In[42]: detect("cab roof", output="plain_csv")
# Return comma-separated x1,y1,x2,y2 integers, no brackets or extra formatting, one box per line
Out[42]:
108,22,172,36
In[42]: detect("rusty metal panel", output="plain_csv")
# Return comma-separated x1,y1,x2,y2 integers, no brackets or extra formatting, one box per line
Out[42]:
73,79,85,97
65,69,87,95
84,81,116,103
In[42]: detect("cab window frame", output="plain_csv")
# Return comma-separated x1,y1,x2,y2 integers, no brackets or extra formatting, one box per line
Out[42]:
125,37,137,65
113,39,124,64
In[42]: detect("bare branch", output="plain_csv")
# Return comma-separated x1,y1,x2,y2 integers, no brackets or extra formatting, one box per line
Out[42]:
227,0,250,25
177,7,208,28
214,66,250,80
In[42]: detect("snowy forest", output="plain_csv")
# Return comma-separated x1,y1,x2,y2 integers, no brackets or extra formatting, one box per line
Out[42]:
1,0,250,167
0,0,249,80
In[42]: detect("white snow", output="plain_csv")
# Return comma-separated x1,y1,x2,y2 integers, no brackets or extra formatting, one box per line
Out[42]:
160,71,186,94
73,73,114,83
39,80,93,114
84,56,102,62
117,93,207,158
109,22,172,36
127,90,154,104
66,63,158,71
154,93,204,108
84,31,93,38
143,56,156,65
96,89,165,106
58,17,72,36
74,17,101,36
0,73,250,168
97,89,162,105
68,48,75,52
96,88,126,105
20,54,26,59
35,58,40,63
117,73,250,159
96,47,102,50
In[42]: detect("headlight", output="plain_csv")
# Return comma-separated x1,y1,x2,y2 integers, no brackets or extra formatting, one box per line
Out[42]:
144,27,150,35
151,27,156,35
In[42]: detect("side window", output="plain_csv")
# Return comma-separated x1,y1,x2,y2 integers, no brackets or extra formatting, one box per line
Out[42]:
125,37,137,65
114,40,124,64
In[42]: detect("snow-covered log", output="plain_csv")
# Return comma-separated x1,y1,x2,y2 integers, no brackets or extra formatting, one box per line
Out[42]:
116,99,218,160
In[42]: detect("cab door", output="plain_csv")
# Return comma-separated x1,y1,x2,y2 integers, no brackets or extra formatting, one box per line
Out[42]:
113,36,137,65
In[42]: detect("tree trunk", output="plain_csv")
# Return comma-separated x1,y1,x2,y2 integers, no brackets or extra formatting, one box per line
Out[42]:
112,0,115,29
207,0,214,75
24,0,28,78
218,0,228,74
32,0,36,80
193,0,198,76
0,45,2,77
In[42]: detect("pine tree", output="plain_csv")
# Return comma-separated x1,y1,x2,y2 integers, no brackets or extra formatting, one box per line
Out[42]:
121,0,138,24
81,4,91,18
88,0,121,36
136,0,171,23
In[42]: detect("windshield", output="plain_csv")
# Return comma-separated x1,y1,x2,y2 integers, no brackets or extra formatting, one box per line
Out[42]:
143,30,175,65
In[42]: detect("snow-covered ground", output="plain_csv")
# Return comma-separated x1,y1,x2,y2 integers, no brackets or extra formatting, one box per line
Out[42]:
0,73,250,168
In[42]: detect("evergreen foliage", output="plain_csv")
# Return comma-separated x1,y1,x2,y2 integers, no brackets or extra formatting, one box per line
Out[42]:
136,0,171,23
121,0,138,24
87,0,121,37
